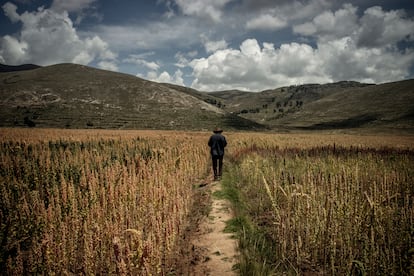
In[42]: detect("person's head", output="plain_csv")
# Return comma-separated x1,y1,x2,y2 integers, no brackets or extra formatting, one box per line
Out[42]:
213,127,223,134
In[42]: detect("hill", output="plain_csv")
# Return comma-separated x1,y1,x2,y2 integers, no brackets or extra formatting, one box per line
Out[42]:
1,63,413,133
0,63,264,130
0,63,41,73
208,80,414,133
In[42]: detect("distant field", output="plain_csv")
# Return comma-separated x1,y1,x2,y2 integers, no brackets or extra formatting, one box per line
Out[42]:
1,129,413,274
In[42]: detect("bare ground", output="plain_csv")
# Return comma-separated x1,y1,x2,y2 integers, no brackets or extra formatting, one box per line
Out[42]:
168,179,238,275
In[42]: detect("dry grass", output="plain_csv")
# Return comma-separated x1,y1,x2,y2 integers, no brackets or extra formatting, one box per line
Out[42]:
0,128,210,275
1,129,413,275
223,132,414,275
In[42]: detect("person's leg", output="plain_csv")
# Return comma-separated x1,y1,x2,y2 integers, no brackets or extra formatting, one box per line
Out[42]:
212,156,218,180
218,156,223,179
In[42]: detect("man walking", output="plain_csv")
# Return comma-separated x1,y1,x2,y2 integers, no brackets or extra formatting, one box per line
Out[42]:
208,127,227,181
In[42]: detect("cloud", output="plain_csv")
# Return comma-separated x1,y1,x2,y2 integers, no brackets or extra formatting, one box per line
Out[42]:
173,0,234,22
242,0,332,22
241,0,333,35
97,60,118,71
293,4,359,40
2,2,20,22
124,55,160,71
189,39,327,91
187,4,412,91
294,4,414,47
246,14,287,31
146,69,185,86
51,0,97,13
318,37,414,83
189,36,414,92
0,2,116,66
94,17,203,52
356,6,414,48
204,39,228,53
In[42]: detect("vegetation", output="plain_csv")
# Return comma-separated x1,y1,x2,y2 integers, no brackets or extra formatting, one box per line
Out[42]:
0,128,210,274
1,129,413,275
0,63,262,131
1,63,413,132
222,132,414,275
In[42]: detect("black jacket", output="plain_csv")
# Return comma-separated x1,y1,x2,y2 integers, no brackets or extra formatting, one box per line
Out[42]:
208,133,227,157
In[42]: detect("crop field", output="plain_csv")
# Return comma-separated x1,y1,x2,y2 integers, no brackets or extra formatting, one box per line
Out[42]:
0,129,210,275
222,132,414,275
1,129,413,275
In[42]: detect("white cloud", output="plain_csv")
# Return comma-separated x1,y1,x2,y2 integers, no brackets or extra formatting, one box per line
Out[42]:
189,37,414,92
287,0,331,21
0,2,116,66
204,39,228,53
246,14,287,31
293,4,359,40
294,4,414,48
2,2,20,23
98,60,118,72
51,0,97,13
173,0,234,22
174,52,189,68
146,69,185,86
318,37,414,82
124,54,160,71
356,6,414,48
94,17,202,52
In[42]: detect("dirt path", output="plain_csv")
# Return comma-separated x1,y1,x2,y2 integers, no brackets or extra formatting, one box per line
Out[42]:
191,180,239,275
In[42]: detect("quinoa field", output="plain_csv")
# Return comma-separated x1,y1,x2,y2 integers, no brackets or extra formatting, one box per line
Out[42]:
1,129,413,275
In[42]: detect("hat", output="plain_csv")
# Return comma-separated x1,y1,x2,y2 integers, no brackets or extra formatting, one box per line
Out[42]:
213,127,223,133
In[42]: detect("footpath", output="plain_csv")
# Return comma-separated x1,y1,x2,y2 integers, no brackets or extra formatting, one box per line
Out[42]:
191,180,238,275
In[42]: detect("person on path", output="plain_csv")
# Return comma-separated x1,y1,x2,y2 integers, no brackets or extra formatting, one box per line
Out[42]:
208,127,227,181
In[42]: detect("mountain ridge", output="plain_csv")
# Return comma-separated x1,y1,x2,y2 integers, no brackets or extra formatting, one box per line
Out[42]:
0,63,265,131
1,63,413,133
0,63,41,73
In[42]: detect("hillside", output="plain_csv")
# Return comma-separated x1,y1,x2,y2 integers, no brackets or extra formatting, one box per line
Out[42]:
1,63,413,133
0,63,41,73
208,80,414,133
0,63,264,130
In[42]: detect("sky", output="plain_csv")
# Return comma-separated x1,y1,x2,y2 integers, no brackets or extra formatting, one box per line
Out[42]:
1,0,414,92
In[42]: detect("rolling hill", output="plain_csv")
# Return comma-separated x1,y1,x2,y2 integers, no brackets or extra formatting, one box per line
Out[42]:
0,63,413,133
0,63,264,131
207,80,414,133
0,63,41,73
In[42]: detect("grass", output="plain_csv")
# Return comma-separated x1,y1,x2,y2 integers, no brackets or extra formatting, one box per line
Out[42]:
224,132,414,275
1,129,413,275
222,136,414,275
0,128,211,275
0,64,264,131
219,170,279,275
2,63,413,133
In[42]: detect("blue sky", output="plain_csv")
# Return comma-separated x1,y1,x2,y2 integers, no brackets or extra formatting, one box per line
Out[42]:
1,0,414,91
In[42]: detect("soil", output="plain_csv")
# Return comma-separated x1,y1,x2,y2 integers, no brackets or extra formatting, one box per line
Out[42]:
168,178,238,275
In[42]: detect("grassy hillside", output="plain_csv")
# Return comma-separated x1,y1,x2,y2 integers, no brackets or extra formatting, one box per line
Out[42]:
277,79,414,131
1,63,412,132
209,80,414,133
0,63,41,73
0,63,264,131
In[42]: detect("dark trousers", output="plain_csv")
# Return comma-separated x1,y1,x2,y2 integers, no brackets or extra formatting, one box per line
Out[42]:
212,155,223,178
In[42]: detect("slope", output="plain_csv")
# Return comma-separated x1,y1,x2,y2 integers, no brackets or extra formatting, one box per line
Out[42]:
0,63,264,130
209,80,414,132
279,79,414,131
